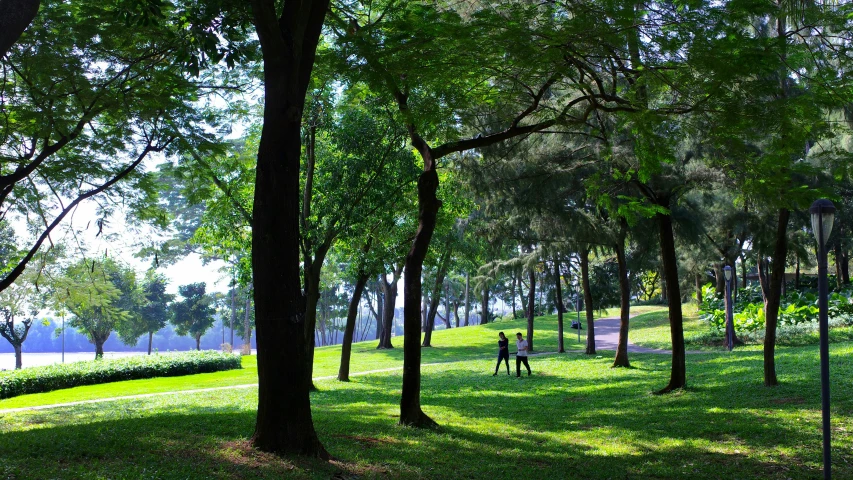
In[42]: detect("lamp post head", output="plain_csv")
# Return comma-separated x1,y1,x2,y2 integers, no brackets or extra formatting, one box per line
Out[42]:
723,265,732,282
809,199,836,247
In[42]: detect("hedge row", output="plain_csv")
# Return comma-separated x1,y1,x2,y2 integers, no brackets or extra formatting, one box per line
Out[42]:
0,351,242,400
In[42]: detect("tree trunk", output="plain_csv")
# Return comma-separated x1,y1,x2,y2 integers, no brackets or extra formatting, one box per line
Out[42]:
741,254,747,289
0,0,40,59
843,246,850,284
613,229,631,368
94,338,105,359
338,272,368,382
553,259,565,353
147,331,153,355
580,248,595,355
303,247,329,388
423,251,450,347
195,335,201,351
453,301,460,328
835,242,844,289
656,210,686,394
375,281,383,340
527,268,536,352
511,271,518,319
795,254,800,289
378,277,397,349
442,281,451,328
400,166,440,428
14,344,22,369
695,273,703,305
481,285,490,325
243,286,252,352
762,208,790,387
713,263,725,297
464,272,470,326
248,0,329,458
230,286,237,347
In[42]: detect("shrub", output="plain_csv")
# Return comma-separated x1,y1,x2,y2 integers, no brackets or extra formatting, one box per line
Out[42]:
0,351,241,400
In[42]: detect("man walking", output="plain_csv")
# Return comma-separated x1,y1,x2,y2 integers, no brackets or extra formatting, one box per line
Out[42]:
515,332,531,377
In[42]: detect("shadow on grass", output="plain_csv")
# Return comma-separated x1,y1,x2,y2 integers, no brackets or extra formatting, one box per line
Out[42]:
2,344,852,479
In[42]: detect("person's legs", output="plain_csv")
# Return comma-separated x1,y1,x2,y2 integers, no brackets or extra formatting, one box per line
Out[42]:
493,355,502,375
516,355,522,377
521,356,531,375
502,354,510,374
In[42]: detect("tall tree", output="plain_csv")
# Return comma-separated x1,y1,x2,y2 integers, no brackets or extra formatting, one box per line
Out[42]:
247,0,330,457
170,283,215,351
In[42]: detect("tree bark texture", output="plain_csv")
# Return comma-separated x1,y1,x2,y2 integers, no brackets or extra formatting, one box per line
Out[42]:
613,229,631,368
338,272,368,381
656,211,686,393
148,331,154,355
580,248,595,355
762,208,790,387
248,0,329,458
527,268,536,351
13,344,22,369
695,273,703,305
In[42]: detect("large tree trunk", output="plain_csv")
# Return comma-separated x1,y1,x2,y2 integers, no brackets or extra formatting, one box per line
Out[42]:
613,228,631,368
195,335,201,351
338,272,368,382
248,0,329,458
656,210,686,394
400,165,440,428
147,331,154,355
762,208,790,387
553,259,565,353
13,344,22,369
0,0,40,59
580,248,595,355
526,268,536,352
375,281,383,340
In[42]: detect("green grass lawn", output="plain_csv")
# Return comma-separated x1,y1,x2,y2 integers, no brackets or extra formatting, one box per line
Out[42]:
3,305,852,479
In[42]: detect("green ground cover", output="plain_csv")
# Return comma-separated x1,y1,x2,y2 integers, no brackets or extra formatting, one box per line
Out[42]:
0,307,645,410
1,341,852,479
2,305,852,478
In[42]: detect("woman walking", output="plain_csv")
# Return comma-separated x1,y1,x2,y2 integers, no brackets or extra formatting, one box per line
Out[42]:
493,332,510,376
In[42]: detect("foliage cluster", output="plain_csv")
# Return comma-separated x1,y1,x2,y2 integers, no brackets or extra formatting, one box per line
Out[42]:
0,351,240,399
699,283,853,340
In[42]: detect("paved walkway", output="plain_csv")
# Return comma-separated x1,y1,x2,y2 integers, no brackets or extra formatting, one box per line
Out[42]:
592,317,671,354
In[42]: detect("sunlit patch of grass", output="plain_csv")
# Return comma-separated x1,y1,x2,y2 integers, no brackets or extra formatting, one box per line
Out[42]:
1,341,852,478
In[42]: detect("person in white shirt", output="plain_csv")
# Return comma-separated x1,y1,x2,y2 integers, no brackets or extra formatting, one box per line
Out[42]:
515,332,531,377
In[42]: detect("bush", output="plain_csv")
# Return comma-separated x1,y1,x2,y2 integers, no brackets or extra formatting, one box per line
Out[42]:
0,351,241,400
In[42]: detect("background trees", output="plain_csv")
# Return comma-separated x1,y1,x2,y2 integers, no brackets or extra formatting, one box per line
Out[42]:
170,283,215,351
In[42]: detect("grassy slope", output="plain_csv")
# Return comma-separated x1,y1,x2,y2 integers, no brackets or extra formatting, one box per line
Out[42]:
0,307,640,409
3,305,853,478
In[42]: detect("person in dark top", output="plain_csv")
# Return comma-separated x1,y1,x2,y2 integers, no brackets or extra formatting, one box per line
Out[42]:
493,332,510,376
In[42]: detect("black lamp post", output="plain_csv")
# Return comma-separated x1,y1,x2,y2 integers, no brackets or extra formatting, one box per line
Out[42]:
723,265,734,351
810,198,835,480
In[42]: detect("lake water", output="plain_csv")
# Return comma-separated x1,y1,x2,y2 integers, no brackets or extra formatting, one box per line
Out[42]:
0,351,148,371
0,349,258,371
